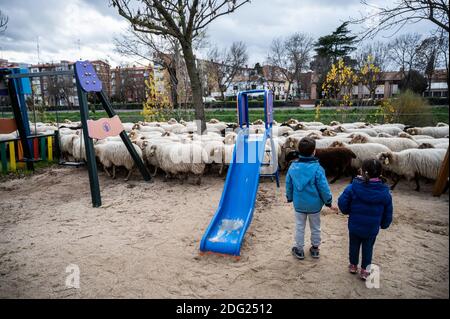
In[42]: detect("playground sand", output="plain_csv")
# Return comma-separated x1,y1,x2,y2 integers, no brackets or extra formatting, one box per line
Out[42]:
0,166,448,298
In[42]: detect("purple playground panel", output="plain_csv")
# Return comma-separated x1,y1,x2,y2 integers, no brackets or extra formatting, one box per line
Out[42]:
74,61,102,92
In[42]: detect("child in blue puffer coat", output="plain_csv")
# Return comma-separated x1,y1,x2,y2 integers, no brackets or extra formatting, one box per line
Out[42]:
338,159,393,280
286,137,338,260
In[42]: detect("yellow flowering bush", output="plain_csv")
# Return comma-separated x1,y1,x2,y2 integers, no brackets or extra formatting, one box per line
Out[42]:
359,55,381,102
142,72,172,122
322,59,358,107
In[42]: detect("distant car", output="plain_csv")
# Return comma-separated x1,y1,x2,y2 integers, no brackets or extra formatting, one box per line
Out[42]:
203,97,217,103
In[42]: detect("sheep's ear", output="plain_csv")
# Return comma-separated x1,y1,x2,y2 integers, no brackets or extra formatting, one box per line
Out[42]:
384,157,390,165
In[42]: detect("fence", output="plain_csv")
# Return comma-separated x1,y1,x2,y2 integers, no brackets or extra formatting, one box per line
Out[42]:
0,108,448,127
0,134,55,174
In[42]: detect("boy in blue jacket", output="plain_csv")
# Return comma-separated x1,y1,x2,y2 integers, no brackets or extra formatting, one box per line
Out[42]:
338,159,393,280
286,137,337,260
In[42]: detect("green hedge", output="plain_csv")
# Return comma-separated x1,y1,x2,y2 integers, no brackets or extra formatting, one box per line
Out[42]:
426,97,449,105
204,100,299,109
315,96,448,107
315,99,385,107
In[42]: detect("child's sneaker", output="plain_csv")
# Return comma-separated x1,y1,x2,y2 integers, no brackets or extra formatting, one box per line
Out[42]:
309,246,320,258
349,264,358,274
291,247,305,260
360,268,370,280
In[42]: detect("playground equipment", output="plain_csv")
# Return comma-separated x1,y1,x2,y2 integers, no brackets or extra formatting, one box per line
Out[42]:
0,61,151,207
0,67,36,171
200,89,279,257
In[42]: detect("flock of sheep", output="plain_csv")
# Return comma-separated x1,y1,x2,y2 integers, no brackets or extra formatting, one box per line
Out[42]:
1,118,448,191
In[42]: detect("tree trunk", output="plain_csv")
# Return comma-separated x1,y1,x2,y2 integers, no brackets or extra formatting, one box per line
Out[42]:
182,44,206,132
428,76,432,97
285,81,292,102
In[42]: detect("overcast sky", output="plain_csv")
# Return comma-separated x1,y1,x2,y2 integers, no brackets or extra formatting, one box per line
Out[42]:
0,0,436,67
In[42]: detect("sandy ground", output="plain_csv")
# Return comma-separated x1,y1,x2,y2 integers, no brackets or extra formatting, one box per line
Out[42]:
0,166,448,299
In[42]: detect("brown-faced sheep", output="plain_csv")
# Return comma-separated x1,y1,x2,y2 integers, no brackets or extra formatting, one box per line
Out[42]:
285,147,356,184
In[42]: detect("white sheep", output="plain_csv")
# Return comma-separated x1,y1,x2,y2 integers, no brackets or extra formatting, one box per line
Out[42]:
272,126,294,137
434,143,449,149
414,138,449,147
0,132,18,141
315,137,352,149
133,123,166,134
378,148,447,191
376,132,392,138
406,126,449,138
330,141,391,170
373,125,403,136
122,123,135,132
58,133,77,158
71,134,86,161
350,133,419,152
340,127,379,137
224,132,237,145
203,140,225,165
397,132,434,140
94,141,143,180
148,142,208,184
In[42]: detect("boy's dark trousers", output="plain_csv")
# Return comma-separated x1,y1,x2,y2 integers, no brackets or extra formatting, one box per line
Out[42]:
349,233,377,269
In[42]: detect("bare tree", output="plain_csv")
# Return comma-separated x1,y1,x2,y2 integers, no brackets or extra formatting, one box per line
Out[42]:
0,10,8,34
353,0,449,39
47,75,75,107
112,65,146,103
207,41,248,100
285,33,315,98
436,32,449,88
115,28,182,107
267,33,314,101
267,38,294,101
415,35,443,96
354,41,391,71
110,0,250,132
388,33,423,86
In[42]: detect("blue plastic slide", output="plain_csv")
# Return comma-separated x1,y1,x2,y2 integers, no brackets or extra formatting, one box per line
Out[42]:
200,129,268,256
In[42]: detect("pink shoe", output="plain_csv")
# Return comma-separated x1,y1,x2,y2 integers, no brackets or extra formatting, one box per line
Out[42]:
349,264,358,274
360,268,370,281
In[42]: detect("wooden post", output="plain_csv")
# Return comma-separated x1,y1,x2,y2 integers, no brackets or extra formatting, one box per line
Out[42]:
47,136,53,161
0,142,7,173
18,140,24,161
9,142,16,172
33,138,39,159
40,137,47,161
433,147,449,197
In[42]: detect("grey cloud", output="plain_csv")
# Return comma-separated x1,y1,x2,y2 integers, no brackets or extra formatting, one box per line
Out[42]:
0,0,436,66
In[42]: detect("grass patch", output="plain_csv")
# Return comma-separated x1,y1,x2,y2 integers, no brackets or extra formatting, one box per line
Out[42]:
1,106,448,126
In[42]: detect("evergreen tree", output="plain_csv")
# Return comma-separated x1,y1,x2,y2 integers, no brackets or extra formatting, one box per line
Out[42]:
254,63,263,75
311,22,358,98
314,22,358,63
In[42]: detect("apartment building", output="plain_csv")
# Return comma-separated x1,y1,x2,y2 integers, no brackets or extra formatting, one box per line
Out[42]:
110,65,152,103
